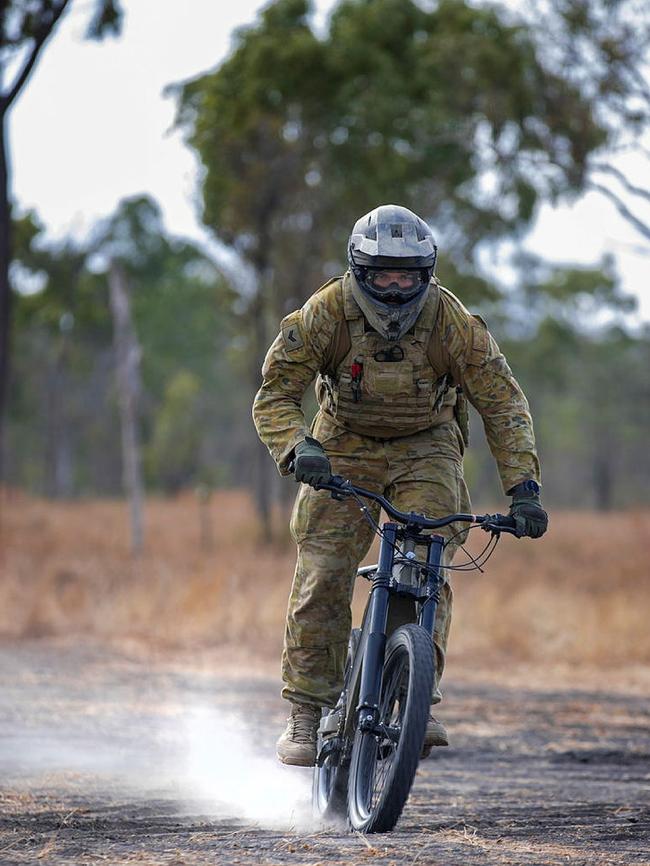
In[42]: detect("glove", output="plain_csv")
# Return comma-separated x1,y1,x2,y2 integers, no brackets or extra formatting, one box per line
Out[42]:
293,436,331,487
508,481,548,539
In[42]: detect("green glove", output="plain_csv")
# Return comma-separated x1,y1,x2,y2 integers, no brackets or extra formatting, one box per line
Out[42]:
508,481,548,539
293,436,331,487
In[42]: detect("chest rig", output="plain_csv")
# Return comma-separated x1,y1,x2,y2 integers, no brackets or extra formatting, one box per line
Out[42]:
316,275,454,438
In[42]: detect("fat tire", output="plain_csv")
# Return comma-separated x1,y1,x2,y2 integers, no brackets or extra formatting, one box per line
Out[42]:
347,623,433,833
312,628,361,821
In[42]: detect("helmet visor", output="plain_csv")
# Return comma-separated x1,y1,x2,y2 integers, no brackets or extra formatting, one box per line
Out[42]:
365,269,428,303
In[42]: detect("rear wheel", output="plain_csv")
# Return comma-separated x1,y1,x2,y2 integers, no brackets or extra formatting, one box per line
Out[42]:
347,623,433,833
312,628,361,821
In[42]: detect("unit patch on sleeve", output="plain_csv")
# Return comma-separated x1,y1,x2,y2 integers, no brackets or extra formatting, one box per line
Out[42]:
281,312,305,352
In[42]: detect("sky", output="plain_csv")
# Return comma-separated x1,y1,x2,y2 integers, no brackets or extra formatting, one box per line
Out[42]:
7,0,650,322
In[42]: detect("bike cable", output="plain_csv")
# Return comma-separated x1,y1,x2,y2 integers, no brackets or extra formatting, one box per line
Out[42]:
348,488,501,578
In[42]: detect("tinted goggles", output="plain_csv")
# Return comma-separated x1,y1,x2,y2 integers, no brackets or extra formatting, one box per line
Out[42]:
365,269,427,298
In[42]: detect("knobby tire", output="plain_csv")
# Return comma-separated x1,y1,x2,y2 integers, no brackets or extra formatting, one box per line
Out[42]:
347,623,434,833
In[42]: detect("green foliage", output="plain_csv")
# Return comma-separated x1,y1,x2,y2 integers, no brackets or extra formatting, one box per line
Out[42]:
522,256,637,317
6,1,650,510
174,0,608,302
436,255,502,310
7,200,649,507
145,371,202,492
8,197,240,496
490,265,648,508
1,1,123,50
92,196,236,400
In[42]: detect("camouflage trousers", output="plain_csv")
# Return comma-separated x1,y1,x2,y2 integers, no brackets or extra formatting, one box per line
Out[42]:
282,410,471,709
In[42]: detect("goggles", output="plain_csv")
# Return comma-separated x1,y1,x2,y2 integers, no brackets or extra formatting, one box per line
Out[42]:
364,269,427,302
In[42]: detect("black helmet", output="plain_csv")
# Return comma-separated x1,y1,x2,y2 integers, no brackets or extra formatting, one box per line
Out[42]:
347,204,437,340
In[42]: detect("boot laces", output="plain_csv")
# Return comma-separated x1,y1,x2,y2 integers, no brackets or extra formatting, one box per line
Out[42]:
288,706,318,744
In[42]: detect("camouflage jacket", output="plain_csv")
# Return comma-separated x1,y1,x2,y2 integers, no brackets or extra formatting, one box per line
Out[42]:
252,273,541,494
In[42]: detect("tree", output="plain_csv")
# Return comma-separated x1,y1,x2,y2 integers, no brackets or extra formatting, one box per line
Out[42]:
0,0,123,479
173,0,620,530
10,211,115,495
145,370,202,492
523,0,650,243
8,196,237,497
494,261,647,509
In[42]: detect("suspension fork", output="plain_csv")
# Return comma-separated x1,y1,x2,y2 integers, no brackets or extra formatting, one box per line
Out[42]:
355,523,397,732
419,533,445,637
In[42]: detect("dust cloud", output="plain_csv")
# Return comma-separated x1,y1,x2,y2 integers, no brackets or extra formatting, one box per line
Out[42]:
182,707,315,829
4,692,316,830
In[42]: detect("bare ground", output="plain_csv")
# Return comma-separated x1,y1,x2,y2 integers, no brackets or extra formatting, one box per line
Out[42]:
0,641,648,866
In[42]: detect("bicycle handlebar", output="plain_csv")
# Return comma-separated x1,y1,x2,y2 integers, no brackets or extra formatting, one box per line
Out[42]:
314,474,519,536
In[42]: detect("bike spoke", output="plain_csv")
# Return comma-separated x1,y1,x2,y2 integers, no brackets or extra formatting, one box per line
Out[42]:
364,652,409,812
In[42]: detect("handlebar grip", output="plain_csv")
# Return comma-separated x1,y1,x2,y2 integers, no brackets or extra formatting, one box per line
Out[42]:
496,514,517,529
480,513,519,535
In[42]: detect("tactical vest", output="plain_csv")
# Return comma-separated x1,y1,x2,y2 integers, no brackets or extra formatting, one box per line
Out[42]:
315,274,456,438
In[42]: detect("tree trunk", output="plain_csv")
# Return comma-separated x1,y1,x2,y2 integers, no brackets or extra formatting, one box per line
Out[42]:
108,262,144,554
0,110,11,484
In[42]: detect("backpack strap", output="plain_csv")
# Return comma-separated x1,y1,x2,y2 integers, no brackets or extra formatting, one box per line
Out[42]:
322,318,352,377
426,318,449,381
318,274,354,378
413,281,440,343
425,281,450,381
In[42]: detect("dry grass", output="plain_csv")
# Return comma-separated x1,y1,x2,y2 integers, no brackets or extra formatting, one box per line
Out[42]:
1,488,649,667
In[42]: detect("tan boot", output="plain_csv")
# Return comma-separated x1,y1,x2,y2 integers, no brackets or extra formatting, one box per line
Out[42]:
276,703,320,766
421,715,449,758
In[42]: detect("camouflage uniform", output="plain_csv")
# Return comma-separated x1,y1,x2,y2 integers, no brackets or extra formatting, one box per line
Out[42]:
253,272,540,709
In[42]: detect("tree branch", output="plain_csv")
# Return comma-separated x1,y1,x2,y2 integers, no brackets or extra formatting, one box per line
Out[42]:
589,181,650,243
1,0,71,112
591,162,650,204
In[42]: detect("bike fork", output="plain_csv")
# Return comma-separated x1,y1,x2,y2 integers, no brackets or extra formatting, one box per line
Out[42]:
356,523,397,732
419,533,445,637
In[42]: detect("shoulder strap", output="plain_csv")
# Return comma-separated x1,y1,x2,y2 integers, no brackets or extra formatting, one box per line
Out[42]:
426,281,450,380
342,271,365,335
320,274,353,377
413,282,441,342
323,319,351,376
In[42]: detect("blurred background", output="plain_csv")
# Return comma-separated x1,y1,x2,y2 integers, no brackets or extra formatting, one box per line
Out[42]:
1,0,649,670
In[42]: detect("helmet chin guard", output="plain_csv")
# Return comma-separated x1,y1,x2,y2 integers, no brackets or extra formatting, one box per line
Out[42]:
350,270,430,341
347,204,437,341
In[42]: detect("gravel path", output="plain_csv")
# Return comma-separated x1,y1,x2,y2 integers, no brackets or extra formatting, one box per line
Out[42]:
0,641,648,865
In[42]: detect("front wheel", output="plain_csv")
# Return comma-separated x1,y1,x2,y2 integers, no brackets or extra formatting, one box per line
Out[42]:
347,623,434,833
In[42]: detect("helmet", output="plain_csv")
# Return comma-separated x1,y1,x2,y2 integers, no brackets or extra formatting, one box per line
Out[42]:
347,204,437,341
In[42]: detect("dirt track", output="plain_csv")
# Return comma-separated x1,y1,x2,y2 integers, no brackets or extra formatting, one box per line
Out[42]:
0,641,648,865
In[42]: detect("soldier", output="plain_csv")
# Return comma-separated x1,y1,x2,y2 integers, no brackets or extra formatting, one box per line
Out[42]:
253,204,547,766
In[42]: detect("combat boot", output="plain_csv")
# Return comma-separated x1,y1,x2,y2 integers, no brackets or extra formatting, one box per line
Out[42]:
421,715,449,758
276,703,320,766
